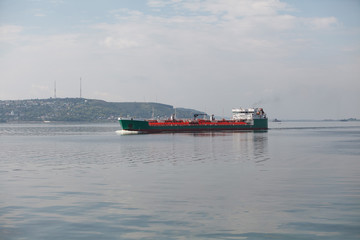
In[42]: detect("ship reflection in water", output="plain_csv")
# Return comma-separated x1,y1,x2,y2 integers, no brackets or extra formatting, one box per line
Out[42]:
156,131,269,166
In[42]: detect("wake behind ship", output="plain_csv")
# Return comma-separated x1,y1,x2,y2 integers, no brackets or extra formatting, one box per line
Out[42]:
118,107,268,133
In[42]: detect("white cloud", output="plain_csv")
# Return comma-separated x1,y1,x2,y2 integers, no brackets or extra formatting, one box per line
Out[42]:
147,0,182,8
306,17,338,30
181,0,290,17
147,0,170,8
34,13,46,17
342,45,360,53
0,25,23,43
101,37,139,49
110,8,144,21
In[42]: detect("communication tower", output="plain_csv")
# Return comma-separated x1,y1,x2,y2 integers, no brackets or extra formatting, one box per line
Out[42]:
80,77,82,98
54,81,56,98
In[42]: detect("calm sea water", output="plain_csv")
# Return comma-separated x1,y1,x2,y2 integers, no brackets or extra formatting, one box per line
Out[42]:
0,121,359,240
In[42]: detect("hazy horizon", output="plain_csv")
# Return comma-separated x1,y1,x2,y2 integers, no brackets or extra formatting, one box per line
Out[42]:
1,0,359,119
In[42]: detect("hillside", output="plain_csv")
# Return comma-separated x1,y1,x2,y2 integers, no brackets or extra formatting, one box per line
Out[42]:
0,98,205,122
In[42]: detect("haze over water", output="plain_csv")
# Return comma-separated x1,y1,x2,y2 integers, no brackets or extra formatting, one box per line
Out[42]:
1,121,359,239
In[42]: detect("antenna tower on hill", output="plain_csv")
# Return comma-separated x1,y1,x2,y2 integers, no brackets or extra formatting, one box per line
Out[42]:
54,81,56,98
80,77,82,98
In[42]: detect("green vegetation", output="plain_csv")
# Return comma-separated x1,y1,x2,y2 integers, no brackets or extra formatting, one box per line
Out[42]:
0,98,205,122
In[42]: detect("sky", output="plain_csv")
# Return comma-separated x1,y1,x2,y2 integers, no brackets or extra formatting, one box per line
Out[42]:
0,0,359,119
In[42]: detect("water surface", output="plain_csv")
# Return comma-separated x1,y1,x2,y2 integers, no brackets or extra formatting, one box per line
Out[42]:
1,121,359,239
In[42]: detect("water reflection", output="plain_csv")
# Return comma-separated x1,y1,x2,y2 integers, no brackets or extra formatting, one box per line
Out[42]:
231,131,269,164
119,131,270,166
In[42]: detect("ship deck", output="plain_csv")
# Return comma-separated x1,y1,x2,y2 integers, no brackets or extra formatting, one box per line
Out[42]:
147,119,249,127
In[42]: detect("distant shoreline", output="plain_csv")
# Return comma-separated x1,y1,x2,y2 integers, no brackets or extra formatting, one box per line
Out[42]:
0,98,204,123
1,98,358,123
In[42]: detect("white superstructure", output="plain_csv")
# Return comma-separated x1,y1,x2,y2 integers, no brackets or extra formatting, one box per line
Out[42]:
232,108,267,121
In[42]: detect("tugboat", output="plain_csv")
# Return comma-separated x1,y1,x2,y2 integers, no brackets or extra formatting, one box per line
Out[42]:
118,108,268,133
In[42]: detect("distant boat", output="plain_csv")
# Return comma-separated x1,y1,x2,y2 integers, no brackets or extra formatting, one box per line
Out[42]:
273,118,281,122
340,118,357,122
118,107,268,134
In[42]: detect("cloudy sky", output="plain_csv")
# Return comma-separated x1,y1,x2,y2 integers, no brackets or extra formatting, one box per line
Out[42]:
1,0,359,119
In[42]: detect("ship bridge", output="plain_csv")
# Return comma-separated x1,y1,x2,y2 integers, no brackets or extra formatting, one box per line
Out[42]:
232,108,267,121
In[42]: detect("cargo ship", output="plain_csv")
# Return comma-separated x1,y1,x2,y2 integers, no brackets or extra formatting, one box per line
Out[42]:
118,107,267,133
